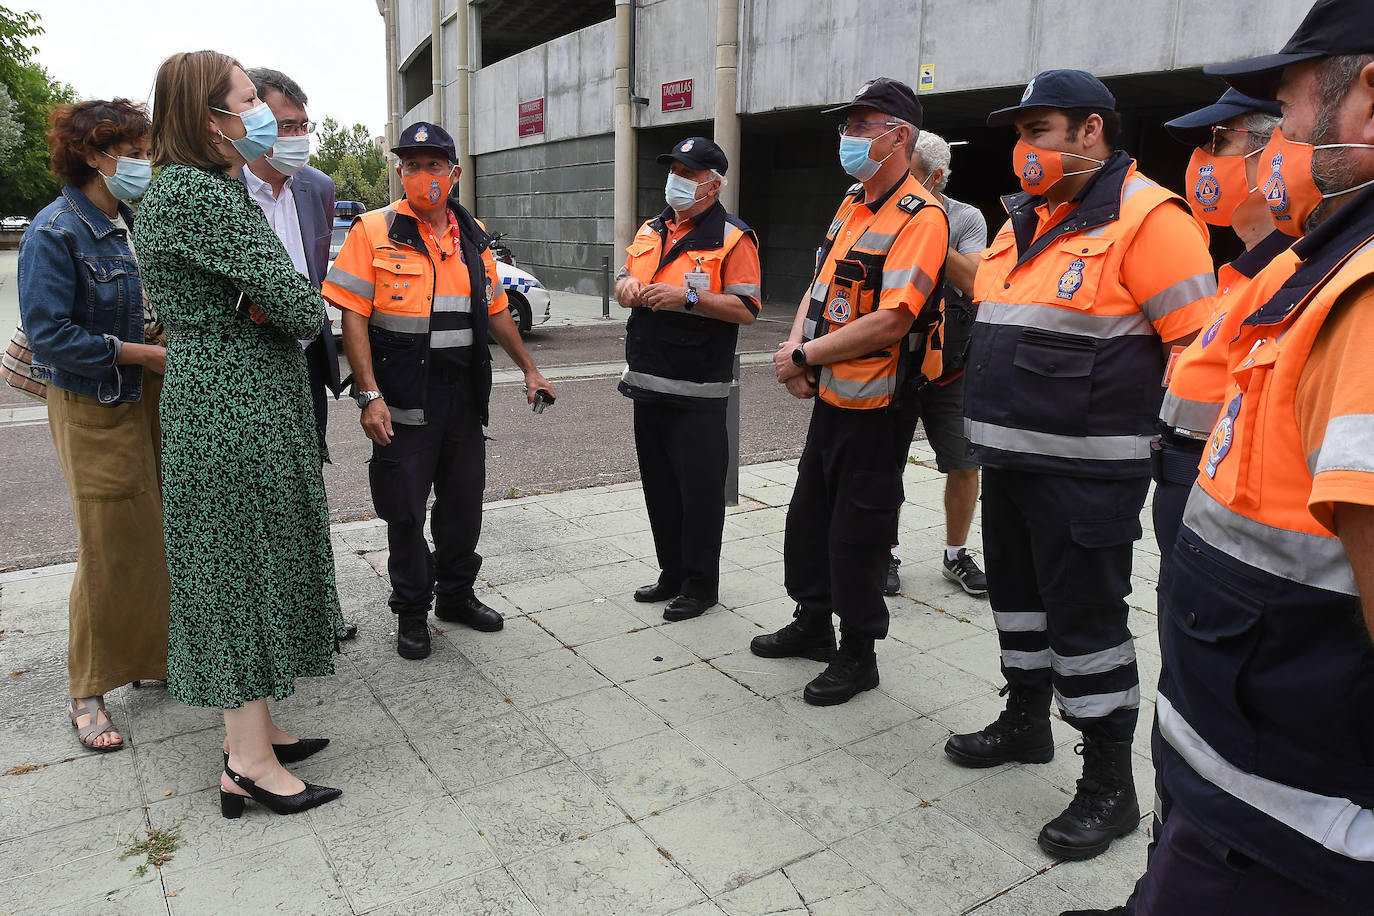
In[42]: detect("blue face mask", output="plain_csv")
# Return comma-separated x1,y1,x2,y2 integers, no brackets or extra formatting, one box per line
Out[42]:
212,102,279,162
838,126,898,181
100,151,152,200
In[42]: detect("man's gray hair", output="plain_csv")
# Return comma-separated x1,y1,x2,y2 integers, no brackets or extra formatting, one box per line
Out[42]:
1239,112,1279,152
245,67,308,108
913,130,952,190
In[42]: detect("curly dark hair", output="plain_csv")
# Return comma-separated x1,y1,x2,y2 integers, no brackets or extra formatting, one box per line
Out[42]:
46,98,152,186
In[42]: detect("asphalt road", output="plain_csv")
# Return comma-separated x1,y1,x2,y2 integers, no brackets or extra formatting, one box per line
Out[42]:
0,315,816,570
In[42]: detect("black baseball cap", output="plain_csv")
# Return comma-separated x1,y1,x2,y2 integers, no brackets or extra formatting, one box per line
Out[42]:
1164,89,1282,146
987,69,1116,127
657,136,729,174
1206,0,1374,100
823,77,923,131
390,122,457,162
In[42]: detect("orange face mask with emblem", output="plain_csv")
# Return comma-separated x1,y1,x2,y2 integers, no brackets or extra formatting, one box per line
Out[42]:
1012,140,1102,195
402,167,456,212
1184,147,1257,226
1259,127,1374,237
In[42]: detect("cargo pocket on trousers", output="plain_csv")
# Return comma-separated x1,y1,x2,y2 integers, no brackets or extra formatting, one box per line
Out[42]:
836,471,903,546
1068,515,1142,549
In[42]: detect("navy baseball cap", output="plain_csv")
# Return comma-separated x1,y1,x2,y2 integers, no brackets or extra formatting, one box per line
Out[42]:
1164,89,1282,146
823,77,923,131
987,69,1116,127
1206,0,1374,101
657,136,729,174
390,122,457,162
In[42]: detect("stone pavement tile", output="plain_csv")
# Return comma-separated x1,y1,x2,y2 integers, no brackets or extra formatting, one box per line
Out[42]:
1,631,71,712
658,609,769,661
963,872,1087,915
577,628,698,683
12,878,170,916
604,532,662,562
541,540,638,576
893,501,946,533
0,571,76,607
622,662,754,727
0,700,129,772
571,508,652,537
450,616,565,667
499,574,599,614
483,647,612,707
835,807,1034,916
147,785,312,873
342,625,473,693
708,650,818,700
679,698,834,781
1129,605,1160,645
480,551,562,587
736,483,793,509
533,598,647,648
121,681,221,745
750,464,800,485
939,766,1075,868
1,751,143,841
672,902,727,915
295,742,446,831
716,567,788,608
133,727,231,800
774,687,916,747
378,665,512,739
1039,824,1150,910
750,748,921,844
1135,646,1162,703
640,784,821,896
163,835,347,915
321,797,498,912
0,595,65,636
457,760,627,862
524,685,667,757
1128,576,1158,614
569,558,662,598
509,822,706,916
927,630,1007,686
267,687,408,766
369,866,539,915
413,708,565,792
721,535,785,569
715,856,911,915
0,807,149,913
884,604,988,651
578,730,736,818
730,594,797,631
845,716,1003,803
876,651,997,716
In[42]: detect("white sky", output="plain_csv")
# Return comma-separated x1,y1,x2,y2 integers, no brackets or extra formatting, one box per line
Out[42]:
25,0,388,142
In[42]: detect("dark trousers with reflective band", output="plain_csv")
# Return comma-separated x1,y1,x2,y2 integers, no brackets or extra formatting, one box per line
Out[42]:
982,468,1147,742
633,399,728,603
1149,435,1205,570
1124,809,1368,915
369,376,485,616
785,397,921,640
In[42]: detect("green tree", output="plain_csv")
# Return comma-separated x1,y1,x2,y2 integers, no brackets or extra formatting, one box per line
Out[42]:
330,153,390,211
0,6,76,215
0,85,21,159
311,116,389,207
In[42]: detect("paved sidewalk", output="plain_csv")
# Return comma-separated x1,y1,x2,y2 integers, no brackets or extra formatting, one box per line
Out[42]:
0,445,1159,915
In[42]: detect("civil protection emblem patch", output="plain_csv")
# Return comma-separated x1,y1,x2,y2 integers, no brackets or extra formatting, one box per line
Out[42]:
1056,258,1085,300
1205,393,1242,478
827,287,852,324
1194,164,1221,211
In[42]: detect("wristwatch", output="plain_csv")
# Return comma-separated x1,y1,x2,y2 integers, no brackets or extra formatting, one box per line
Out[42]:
684,287,699,310
791,345,809,368
354,389,383,408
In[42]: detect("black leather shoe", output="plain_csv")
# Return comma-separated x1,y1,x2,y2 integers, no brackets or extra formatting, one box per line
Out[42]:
945,685,1055,768
663,595,711,622
633,581,679,603
435,594,505,632
750,607,836,662
222,738,329,769
396,614,432,659
803,636,879,706
338,621,359,641
882,556,901,596
1037,738,1140,860
220,765,341,818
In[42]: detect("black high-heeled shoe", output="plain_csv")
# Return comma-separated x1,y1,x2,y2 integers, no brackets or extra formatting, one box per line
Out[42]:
219,764,342,818
222,738,329,768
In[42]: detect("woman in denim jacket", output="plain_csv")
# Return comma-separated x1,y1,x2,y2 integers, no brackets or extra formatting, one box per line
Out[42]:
17,99,170,752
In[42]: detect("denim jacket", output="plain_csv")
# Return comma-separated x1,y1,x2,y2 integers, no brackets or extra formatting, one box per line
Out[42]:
18,186,144,403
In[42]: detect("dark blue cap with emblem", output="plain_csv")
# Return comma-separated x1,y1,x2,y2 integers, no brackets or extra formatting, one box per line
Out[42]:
986,69,1117,127
1164,88,1282,146
390,121,457,163
657,136,729,174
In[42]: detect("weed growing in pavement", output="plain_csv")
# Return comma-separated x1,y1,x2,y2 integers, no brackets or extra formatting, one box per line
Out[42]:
121,825,182,877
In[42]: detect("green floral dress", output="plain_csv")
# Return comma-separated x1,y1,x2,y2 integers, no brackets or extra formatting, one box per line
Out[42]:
133,164,343,709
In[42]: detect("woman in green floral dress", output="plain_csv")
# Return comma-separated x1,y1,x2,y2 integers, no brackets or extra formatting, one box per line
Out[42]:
133,51,342,817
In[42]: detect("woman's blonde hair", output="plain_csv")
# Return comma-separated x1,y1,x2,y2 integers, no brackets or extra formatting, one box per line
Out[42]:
149,50,242,169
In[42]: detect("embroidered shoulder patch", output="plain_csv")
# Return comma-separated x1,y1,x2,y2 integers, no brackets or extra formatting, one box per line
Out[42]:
897,194,923,215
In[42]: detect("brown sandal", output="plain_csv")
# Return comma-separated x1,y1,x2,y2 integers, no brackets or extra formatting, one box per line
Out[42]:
67,697,124,752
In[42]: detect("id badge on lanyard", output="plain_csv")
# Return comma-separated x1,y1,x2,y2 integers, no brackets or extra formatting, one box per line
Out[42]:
684,257,710,291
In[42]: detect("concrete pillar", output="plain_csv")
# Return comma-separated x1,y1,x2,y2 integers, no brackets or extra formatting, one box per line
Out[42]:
379,0,401,200
430,0,443,125
455,0,476,209
713,0,741,213
613,0,638,257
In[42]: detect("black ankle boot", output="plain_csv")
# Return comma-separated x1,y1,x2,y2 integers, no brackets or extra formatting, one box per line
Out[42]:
802,634,879,706
750,607,836,662
396,613,431,660
1037,736,1140,860
944,684,1055,768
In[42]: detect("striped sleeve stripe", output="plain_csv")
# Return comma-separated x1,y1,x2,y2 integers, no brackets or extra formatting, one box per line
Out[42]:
882,266,936,297
1309,414,1374,476
325,267,375,299
1159,391,1224,437
724,283,761,298
1140,272,1217,325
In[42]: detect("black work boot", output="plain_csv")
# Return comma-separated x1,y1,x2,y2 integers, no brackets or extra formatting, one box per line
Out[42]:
750,607,836,662
944,684,1055,768
436,593,504,632
802,634,879,706
396,613,432,660
1038,736,1140,861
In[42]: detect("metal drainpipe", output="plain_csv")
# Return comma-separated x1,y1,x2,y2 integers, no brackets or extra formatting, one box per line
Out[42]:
380,0,401,200
713,0,741,214
430,0,443,125
455,0,475,208
615,0,651,258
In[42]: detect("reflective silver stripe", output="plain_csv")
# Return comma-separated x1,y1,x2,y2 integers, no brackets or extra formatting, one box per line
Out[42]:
620,368,731,398
882,266,936,297
1002,648,1051,670
431,329,474,348
433,295,472,314
325,266,374,299
1122,175,1156,203
976,300,1154,339
369,313,429,333
966,420,1154,461
994,611,1047,632
1054,686,1140,719
1159,392,1223,437
724,283,761,298
615,266,630,280
1157,691,1374,862
388,405,425,425
1140,273,1217,325
811,280,828,300
1309,414,1374,476
817,368,895,402
802,318,817,340
855,230,897,251
1051,638,1135,677
1182,487,1357,595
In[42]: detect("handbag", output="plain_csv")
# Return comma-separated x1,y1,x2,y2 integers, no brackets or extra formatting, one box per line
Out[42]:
1,325,47,401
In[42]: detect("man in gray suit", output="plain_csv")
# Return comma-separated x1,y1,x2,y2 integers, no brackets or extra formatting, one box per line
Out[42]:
243,67,354,640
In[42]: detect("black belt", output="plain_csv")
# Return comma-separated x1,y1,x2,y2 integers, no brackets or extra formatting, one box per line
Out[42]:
1151,433,1206,487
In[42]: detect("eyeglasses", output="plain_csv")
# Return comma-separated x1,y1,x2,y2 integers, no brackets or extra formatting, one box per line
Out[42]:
277,120,317,137
838,121,899,137
1203,124,1253,154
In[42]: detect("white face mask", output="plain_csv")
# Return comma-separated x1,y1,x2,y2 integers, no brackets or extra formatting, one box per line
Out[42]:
266,134,311,176
665,172,702,212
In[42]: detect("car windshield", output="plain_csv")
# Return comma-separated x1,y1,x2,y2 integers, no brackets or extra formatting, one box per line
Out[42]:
330,226,348,255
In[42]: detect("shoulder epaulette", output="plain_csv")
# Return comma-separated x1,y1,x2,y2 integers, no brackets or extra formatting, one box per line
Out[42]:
896,194,925,215
846,182,863,198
